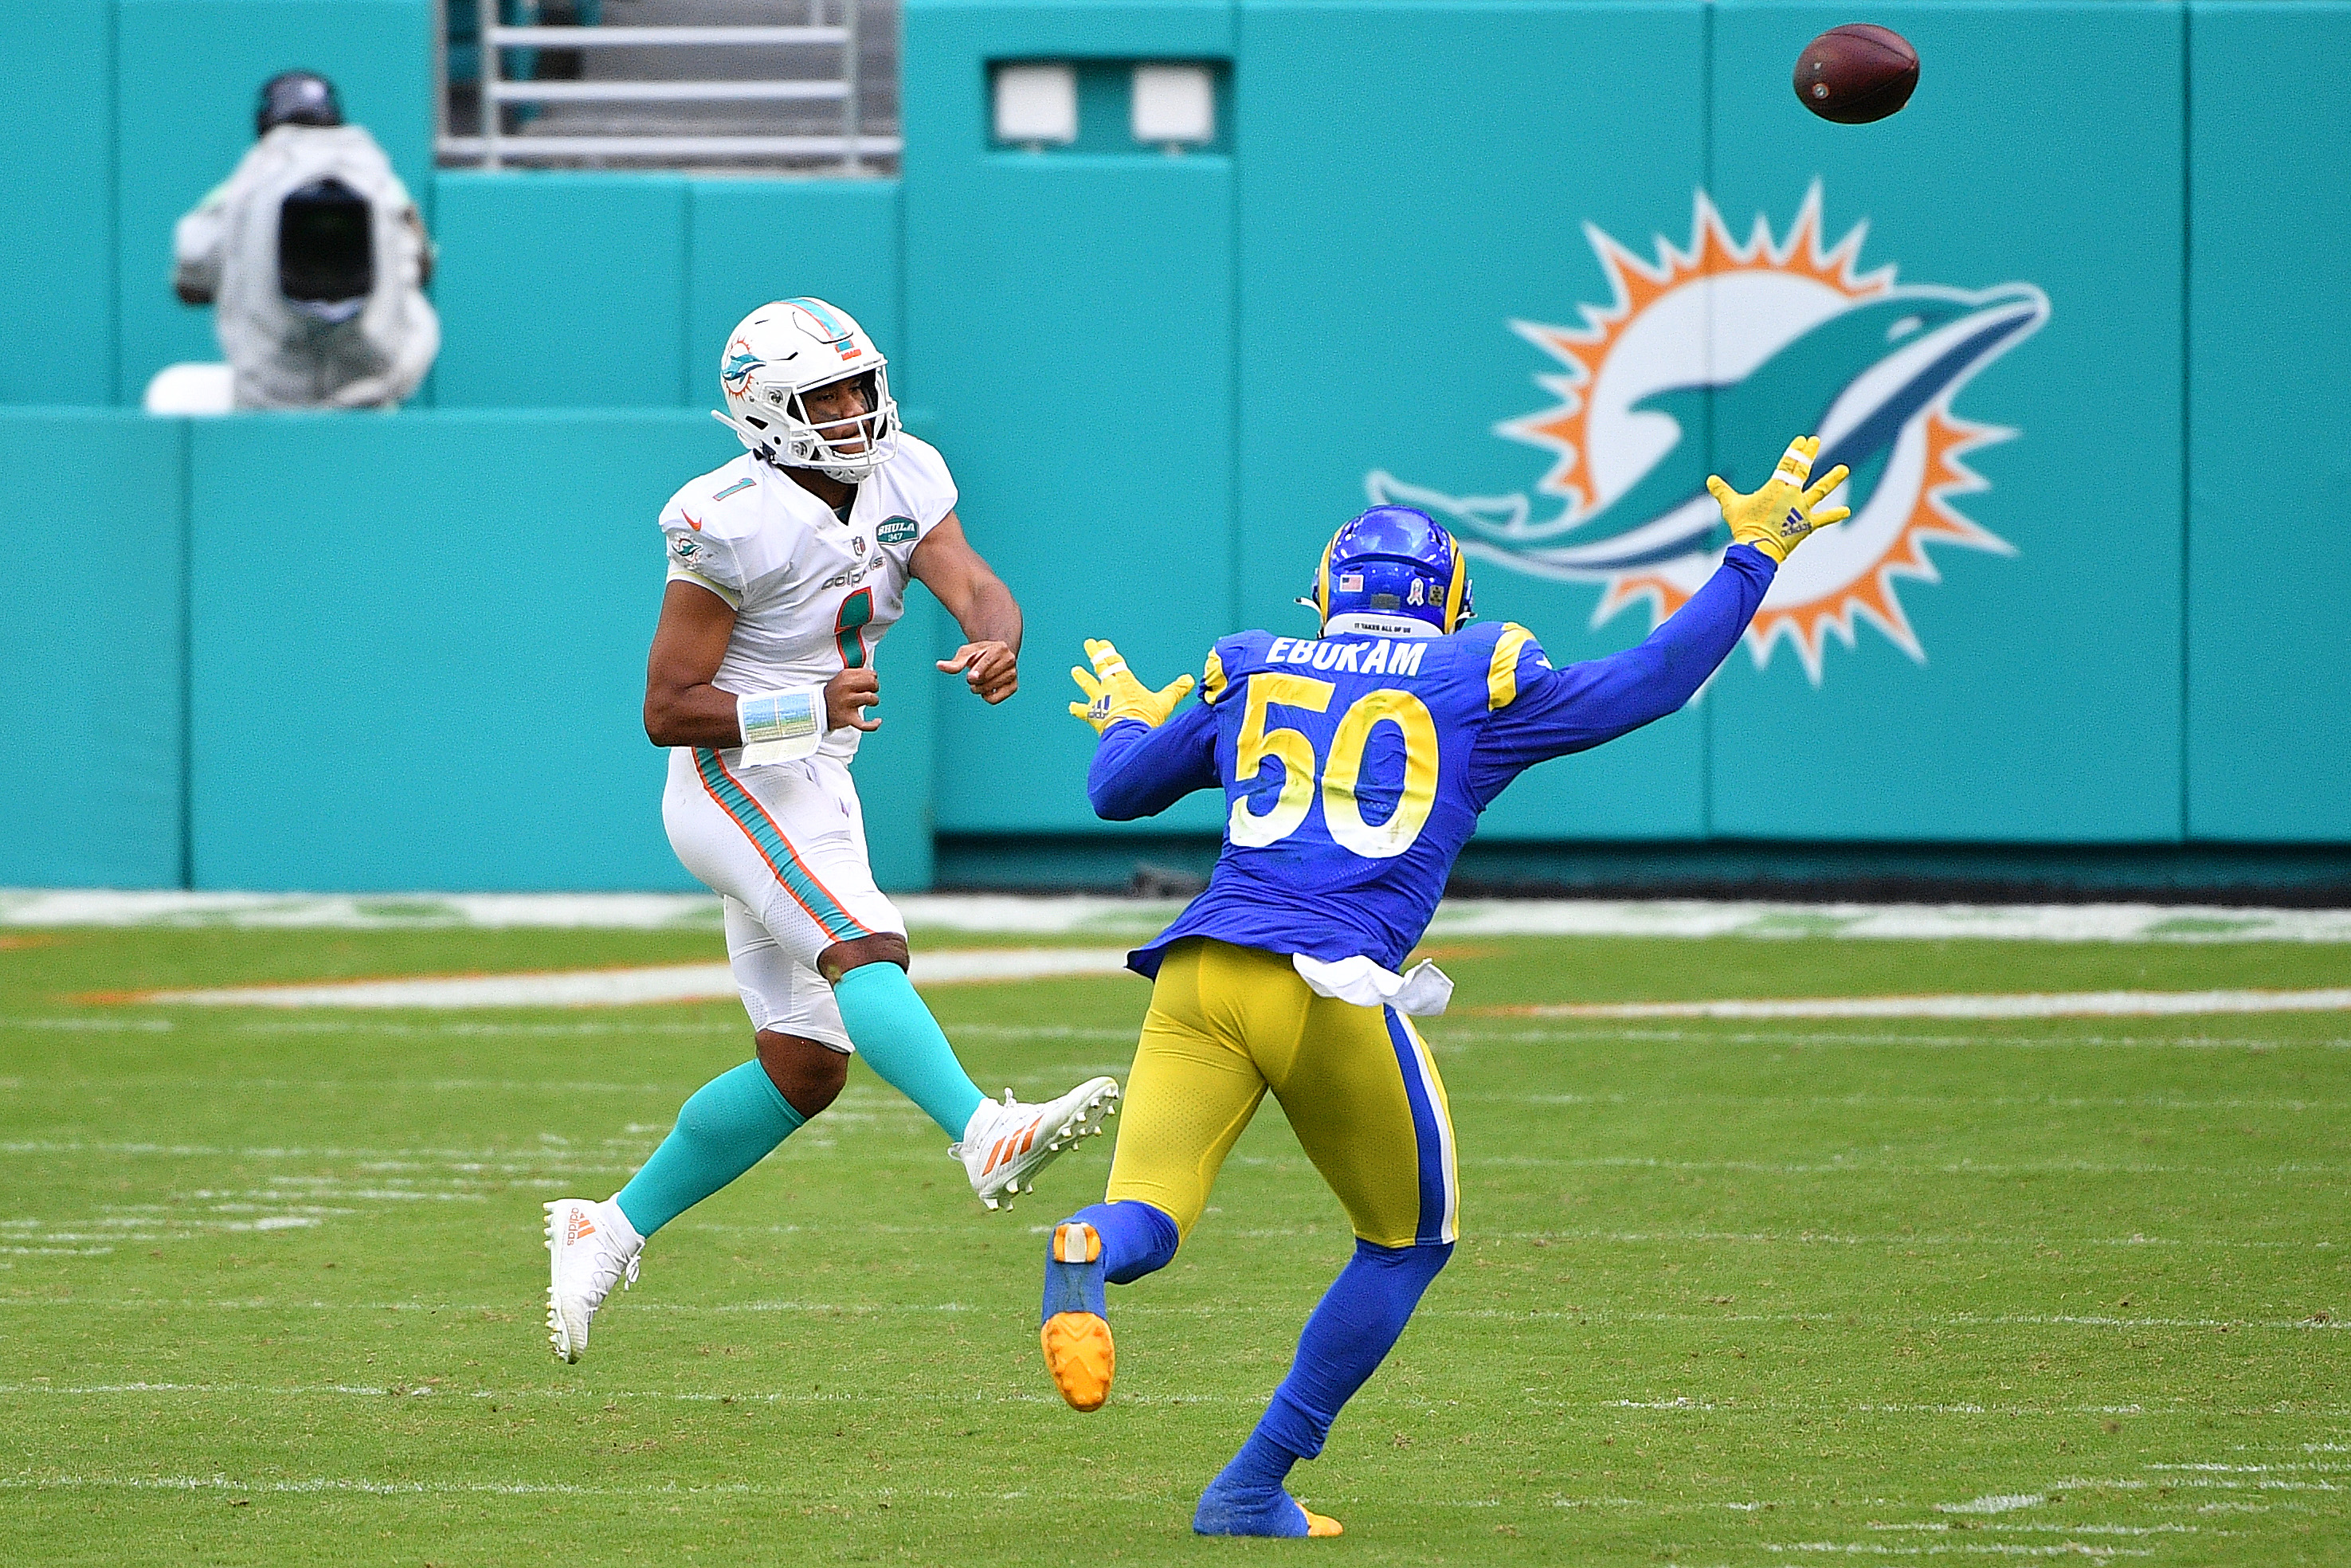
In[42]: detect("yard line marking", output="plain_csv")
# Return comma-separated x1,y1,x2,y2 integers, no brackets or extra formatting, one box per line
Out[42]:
11,890,2351,943
1,1138,648,1162
113,948,1133,1008
1601,1400,2158,1417
0,1381,1242,1406
0,1475,782,1499
1487,989,2351,1021
1763,1544,2152,1558
1871,1526,2202,1536
1,1299,2336,1334
1225,1225,2325,1251
1472,1154,2344,1179
21,1076,680,1093
1937,1494,2045,1514
1460,1089,2350,1112
2147,1462,2350,1474
1431,1026,2351,1049
2067,1476,2343,1494
9,1381,2336,1429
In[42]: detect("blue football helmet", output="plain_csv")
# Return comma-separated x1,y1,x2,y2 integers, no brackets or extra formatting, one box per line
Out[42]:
1299,505,1475,637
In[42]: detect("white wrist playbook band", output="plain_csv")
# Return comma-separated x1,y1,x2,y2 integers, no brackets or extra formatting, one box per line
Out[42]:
736,688,825,765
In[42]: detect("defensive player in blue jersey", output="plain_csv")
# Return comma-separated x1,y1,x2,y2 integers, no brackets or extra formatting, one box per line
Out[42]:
1032,436,1851,1537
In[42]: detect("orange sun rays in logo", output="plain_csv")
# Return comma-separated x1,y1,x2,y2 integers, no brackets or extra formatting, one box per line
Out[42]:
1502,188,2018,682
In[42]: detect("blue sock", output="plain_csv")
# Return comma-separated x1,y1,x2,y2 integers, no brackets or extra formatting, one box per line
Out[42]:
1042,1200,1180,1324
831,962,987,1138
1197,1238,1453,1532
1081,1199,1181,1284
613,1060,807,1237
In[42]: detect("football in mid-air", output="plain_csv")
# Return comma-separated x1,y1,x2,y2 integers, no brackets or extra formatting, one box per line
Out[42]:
1793,23,1920,123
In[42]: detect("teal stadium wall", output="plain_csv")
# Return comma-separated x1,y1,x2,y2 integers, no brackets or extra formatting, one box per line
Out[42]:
0,0,2343,890
0,412,188,885
2184,1,2351,841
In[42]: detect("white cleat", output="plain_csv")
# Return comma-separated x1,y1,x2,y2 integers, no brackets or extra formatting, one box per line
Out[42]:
543,1198,642,1363
952,1078,1121,1211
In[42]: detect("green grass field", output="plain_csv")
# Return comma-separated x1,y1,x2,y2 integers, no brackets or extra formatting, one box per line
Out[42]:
2,919,2345,1565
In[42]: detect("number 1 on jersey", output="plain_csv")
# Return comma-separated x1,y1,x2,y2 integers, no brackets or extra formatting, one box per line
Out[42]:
1228,672,1440,860
835,588,874,669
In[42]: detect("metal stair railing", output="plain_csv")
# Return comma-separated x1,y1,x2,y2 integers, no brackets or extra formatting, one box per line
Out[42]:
434,3,896,173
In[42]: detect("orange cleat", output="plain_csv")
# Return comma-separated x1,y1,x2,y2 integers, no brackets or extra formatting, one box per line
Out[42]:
1040,1221,1115,1410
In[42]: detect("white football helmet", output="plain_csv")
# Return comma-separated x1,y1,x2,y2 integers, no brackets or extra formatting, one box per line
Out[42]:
712,297,899,481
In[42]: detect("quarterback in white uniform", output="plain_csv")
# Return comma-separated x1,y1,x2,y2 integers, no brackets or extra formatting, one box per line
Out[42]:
543,298,1118,1362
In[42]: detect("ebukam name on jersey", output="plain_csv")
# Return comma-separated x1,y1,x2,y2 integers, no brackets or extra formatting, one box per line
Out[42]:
1260,637,1429,678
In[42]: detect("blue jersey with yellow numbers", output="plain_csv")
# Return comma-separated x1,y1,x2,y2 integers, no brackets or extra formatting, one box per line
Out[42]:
1086,546,1777,977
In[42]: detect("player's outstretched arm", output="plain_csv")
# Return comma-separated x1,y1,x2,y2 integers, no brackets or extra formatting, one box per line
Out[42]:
1068,639,1220,821
911,512,1021,704
1470,435,1848,779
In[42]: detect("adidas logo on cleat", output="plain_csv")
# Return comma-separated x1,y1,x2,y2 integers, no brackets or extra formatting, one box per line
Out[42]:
955,1078,1121,1212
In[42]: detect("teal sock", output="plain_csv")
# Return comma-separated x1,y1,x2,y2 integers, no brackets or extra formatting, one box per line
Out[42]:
613,1060,806,1237
832,962,987,1139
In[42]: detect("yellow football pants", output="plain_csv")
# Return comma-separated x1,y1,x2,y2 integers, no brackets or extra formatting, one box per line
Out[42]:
1104,939,1460,1250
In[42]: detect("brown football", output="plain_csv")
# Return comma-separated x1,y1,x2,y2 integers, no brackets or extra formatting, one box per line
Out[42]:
1793,23,1919,124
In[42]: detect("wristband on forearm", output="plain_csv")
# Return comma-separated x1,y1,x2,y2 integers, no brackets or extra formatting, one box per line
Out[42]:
737,688,825,765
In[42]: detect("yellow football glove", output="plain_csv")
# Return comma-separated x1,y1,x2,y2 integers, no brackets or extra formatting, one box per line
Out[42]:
1067,638,1196,733
1706,434,1852,564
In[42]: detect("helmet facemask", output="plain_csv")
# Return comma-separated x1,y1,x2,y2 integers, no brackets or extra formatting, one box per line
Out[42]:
731,366,899,482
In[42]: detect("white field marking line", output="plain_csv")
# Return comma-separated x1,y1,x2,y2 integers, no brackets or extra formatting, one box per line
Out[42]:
0,1382,1249,1409
2083,1478,2347,1495
1222,1224,2324,1251
11,890,2351,943
0,1138,647,1162
1496,989,2351,1021
1431,1026,2351,1050
2,1299,2337,1334
1472,1154,2345,1179
1458,1089,2351,1113
1429,899,2351,945
1938,1495,2046,1515
1762,1546,2152,1559
0,1475,1608,1511
1872,1527,2203,1537
11,1010,2333,1049
125,947,1133,1008
1,1245,113,1255
27,1076,679,1094
0,1475,786,1499
7,1383,2341,1428
1599,1401,2163,1417
231,1020,746,1037
2147,1462,2351,1474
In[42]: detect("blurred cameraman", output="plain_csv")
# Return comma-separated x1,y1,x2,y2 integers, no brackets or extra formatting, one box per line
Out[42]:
173,71,441,410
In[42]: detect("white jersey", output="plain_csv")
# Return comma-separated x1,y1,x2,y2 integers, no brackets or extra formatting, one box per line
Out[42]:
658,434,958,761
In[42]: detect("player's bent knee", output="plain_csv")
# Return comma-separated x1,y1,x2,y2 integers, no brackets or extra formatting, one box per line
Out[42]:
1354,1236,1455,1280
817,932,910,986
755,1029,849,1119
1103,1199,1182,1284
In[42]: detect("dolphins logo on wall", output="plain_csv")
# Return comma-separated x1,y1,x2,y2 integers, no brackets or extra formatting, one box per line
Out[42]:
1368,186,2049,683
